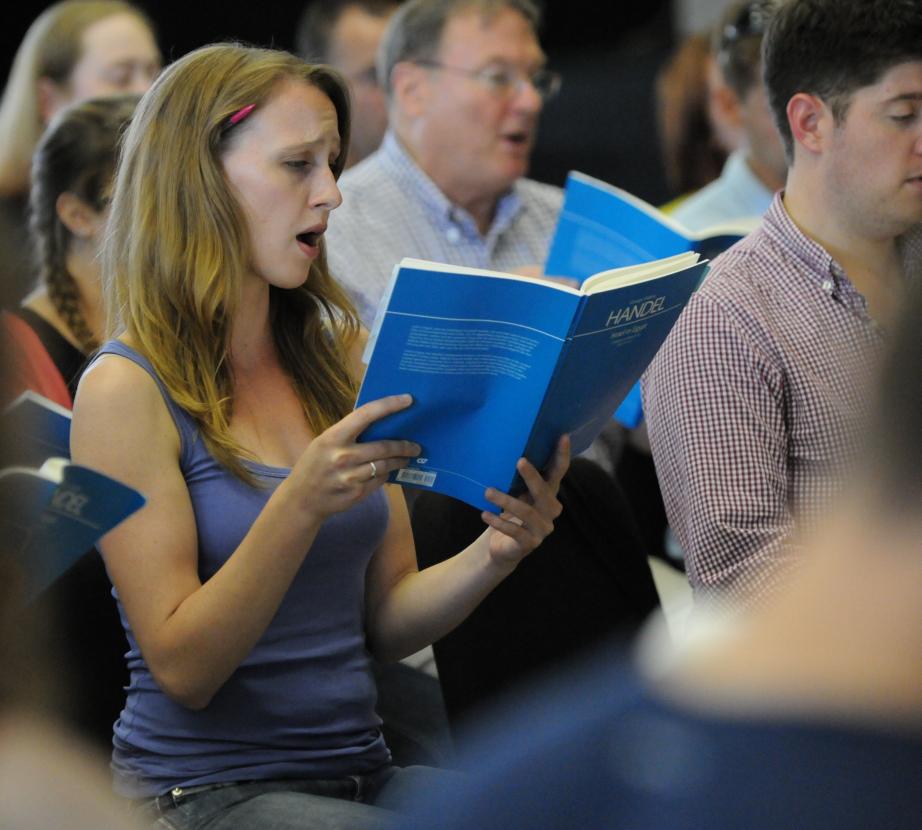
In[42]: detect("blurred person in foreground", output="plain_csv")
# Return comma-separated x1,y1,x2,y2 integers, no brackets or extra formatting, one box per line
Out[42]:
296,0,402,170
670,0,787,231
393,193,922,830
643,0,922,606
0,0,159,304
0,536,145,830
0,504,146,829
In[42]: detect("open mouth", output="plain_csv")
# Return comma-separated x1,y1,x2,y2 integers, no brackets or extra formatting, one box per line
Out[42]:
502,131,530,146
297,230,322,246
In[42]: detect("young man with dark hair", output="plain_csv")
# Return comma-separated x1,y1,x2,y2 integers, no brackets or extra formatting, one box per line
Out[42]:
296,0,401,168
672,0,786,231
643,0,922,605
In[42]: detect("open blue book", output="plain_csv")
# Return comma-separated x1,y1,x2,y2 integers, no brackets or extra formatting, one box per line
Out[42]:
545,171,758,428
1,392,146,600
355,253,709,512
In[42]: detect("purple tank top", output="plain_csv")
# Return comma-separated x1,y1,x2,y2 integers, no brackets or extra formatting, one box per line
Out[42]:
93,341,391,797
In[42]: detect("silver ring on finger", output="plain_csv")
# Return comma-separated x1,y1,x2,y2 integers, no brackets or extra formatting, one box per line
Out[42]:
368,460,378,481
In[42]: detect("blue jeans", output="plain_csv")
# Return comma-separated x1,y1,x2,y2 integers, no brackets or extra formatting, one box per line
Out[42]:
135,765,455,829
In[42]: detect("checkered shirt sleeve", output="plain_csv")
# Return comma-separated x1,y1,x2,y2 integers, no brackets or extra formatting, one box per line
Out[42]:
642,287,797,603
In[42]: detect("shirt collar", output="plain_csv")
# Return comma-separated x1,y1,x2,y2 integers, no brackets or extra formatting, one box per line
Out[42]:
721,151,776,214
762,192,867,311
763,194,922,322
378,130,524,242
762,192,836,277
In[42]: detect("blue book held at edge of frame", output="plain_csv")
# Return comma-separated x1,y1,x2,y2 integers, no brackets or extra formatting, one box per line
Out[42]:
1,460,146,601
0,390,72,466
0,392,146,601
355,254,709,512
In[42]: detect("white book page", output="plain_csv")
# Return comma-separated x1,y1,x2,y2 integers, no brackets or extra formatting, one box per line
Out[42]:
581,251,701,294
3,389,73,420
0,458,67,484
398,257,581,294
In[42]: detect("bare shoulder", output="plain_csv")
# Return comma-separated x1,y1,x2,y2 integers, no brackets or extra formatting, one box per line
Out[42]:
72,349,180,465
75,351,165,423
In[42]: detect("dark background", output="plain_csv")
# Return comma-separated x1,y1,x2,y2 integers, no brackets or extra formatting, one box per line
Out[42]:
2,0,678,204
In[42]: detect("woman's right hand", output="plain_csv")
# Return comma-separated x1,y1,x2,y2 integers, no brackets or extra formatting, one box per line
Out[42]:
286,393,420,523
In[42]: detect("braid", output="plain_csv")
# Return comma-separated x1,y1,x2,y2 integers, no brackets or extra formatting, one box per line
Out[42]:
45,253,98,353
29,94,139,354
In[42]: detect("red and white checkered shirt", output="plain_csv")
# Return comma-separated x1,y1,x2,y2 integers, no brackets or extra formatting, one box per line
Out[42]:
642,194,922,605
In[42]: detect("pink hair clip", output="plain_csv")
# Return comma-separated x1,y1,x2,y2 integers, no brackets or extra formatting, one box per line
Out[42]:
228,103,256,126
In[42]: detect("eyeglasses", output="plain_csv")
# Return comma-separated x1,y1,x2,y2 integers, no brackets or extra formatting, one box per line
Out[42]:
414,60,562,101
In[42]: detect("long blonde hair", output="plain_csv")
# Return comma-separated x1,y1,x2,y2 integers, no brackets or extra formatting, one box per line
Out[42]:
0,1,151,197
104,43,360,482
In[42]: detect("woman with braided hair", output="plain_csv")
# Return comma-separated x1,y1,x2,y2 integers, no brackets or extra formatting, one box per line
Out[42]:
2,94,139,407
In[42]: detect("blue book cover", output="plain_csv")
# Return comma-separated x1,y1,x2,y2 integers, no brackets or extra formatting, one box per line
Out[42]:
544,171,756,428
1,390,72,466
522,258,709,467
355,255,706,512
0,459,145,601
545,171,757,277
356,260,581,511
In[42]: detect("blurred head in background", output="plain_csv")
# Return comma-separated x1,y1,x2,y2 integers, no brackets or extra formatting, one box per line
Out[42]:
379,0,559,230
655,30,730,199
297,0,402,168
1,94,139,412
0,1,159,198
709,0,786,193
29,95,140,350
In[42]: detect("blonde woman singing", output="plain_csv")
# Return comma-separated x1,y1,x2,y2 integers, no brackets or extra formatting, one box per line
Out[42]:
71,43,568,829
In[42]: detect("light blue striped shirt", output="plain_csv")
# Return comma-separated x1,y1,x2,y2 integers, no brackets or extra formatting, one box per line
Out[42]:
326,131,563,327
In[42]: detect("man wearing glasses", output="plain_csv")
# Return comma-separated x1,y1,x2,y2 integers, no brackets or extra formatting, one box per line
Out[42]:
325,0,562,327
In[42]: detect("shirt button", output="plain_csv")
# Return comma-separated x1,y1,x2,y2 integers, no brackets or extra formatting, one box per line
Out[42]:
446,227,461,244
822,279,834,293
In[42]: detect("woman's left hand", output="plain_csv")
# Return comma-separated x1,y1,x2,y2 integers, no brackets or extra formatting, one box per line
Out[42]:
481,435,570,569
